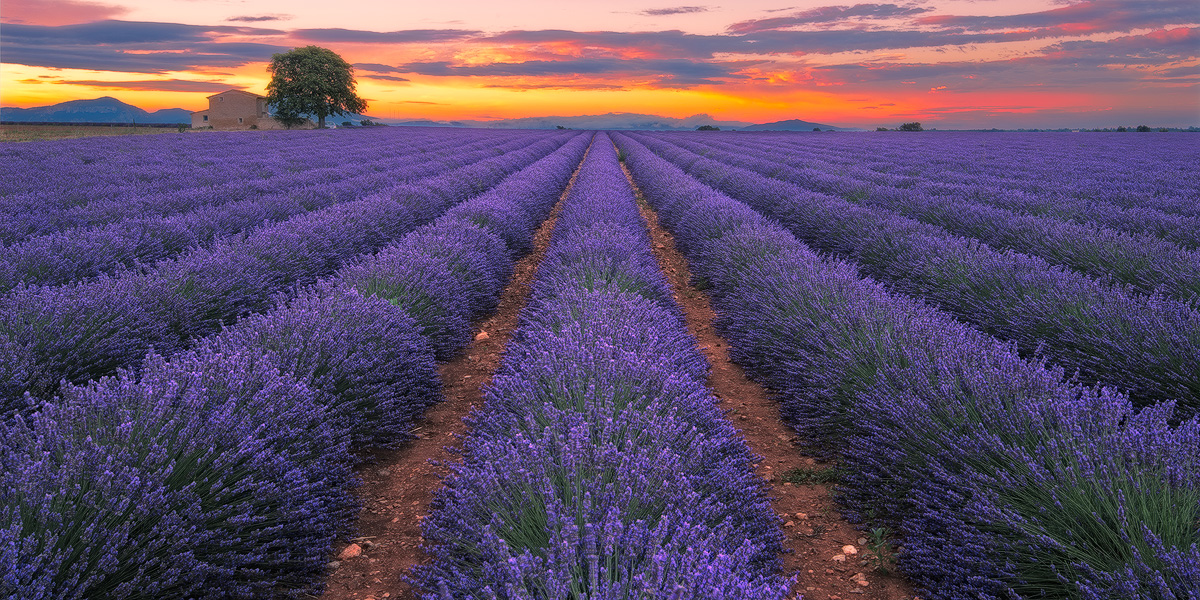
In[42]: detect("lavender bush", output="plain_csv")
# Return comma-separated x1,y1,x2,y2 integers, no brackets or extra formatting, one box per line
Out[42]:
438,131,593,258
0,275,177,405
0,334,34,415
338,245,474,360
402,221,513,319
1,348,355,599
198,285,441,448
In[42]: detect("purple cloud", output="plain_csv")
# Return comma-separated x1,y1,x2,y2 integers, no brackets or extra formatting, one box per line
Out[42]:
292,28,480,44
363,74,411,82
389,56,763,89
1,21,289,73
226,15,292,23
728,3,933,34
59,79,238,92
916,0,1199,34
641,6,711,16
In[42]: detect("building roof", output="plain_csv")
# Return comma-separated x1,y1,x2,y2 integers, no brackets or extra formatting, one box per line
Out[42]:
206,89,266,99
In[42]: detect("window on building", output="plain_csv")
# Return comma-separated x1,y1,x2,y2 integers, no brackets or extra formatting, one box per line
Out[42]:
219,97,224,102
203,115,208,121
238,117,243,124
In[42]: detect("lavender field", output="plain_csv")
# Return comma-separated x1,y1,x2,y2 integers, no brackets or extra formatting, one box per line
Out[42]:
2,128,1197,600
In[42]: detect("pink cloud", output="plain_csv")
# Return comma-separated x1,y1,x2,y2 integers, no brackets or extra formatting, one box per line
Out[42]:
1,0,128,26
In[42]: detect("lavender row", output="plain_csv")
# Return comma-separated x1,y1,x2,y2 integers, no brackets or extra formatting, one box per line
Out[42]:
616,132,1200,600
338,131,594,362
702,131,1200,271
1,129,549,246
0,134,569,412
416,135,787,599
728,131,1200,219
0,128,456,243
0,128,396,198
715,132,1200,248
0,133,593,599
0,128,441,213
628,132,1200,412
0,133,547,291
658,133,1200,302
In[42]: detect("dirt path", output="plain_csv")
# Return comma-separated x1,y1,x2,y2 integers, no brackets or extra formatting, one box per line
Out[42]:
623,160,917,600
317,142,591,600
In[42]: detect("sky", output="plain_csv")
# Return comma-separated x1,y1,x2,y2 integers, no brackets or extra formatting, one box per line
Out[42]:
2,0,1198,128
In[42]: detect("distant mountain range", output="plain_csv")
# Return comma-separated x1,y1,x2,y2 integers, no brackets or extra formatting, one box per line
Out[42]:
394,113,853,131
741,118,852,131
1,97,854,131
1,97,193,124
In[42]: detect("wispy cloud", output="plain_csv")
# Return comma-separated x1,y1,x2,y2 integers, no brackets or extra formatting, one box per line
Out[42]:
1,0,127,26
640,6,711,16
354,63,408,73
59,79,238,92
915,0,1200,33
293,28,480,44
728,3,933,34
226,15,293,23
363,74,411,82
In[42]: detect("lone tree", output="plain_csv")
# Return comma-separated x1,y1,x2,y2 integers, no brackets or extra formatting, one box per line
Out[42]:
898,121,923,131
267,46,367,129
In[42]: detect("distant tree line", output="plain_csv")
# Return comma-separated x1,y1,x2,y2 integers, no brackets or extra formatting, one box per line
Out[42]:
875,122,925,131
874,123,1195,132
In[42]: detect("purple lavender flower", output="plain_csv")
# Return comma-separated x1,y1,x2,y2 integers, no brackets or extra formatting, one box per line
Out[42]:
198,284,441,448
2,348,354,599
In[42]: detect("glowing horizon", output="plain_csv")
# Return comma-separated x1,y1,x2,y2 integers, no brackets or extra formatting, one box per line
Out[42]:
2,0,1197,129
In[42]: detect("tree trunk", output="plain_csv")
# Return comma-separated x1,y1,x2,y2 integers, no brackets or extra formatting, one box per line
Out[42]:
318,115,326,129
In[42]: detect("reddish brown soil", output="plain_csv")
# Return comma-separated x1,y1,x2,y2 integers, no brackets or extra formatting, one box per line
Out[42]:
317,143,591,600
625,162,918,600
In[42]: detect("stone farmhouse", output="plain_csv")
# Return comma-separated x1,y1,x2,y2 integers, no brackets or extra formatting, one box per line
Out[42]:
191,90,313,130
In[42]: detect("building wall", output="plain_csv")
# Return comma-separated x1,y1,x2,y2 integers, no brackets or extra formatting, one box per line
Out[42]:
207,92,267,129
192,91,317,130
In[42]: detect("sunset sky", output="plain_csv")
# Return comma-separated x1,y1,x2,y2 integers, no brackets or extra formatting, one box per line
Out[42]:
2,0,1197,128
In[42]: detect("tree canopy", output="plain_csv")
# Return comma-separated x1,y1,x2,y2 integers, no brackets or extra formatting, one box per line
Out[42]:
267,46,367,129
